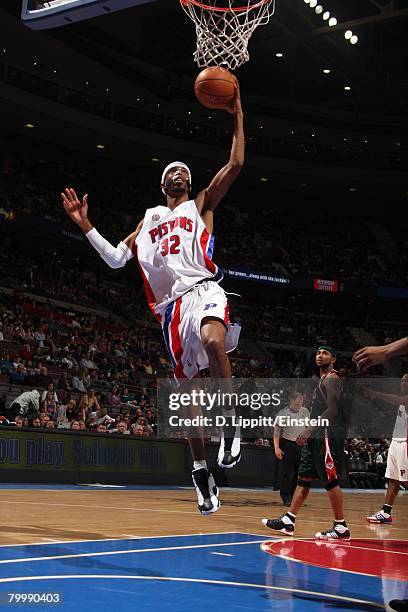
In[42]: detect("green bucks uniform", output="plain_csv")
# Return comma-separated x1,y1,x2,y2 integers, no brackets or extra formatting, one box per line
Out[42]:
299,370,344,485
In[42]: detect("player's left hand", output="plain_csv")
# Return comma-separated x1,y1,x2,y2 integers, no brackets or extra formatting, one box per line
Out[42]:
352,345,388,371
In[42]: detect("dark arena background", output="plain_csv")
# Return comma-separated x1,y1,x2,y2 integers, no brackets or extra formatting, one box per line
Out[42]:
0,1,407,610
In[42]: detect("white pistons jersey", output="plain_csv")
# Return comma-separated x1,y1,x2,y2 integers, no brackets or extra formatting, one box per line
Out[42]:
135,199,223,319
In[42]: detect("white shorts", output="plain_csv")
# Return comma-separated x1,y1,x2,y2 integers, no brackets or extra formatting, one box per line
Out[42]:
385,440,408,482
161,280,241,380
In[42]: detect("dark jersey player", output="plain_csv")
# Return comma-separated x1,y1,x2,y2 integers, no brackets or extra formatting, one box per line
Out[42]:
262,345,350,540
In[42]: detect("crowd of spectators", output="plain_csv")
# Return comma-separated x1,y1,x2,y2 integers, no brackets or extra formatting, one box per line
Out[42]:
1,150,407,287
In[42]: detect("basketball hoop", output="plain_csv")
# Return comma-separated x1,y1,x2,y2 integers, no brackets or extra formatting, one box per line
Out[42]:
180,0,275,71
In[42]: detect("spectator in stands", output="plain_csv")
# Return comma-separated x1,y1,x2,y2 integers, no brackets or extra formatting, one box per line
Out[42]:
46,420,55,429
78,420,86,430
14,416,24,427
57,371,71,391
143,361,154,375
8,389,40,419
34,325,46,349
0,353,14,374
78,388,100,418
19,343,33,362
34,365,53,388
66,399,78,422
40,413,50,427
107,384,122,411
131,423,144,436
57,416,70,429
96,423,107,433
80,351,98,371
142,424,152,437
71,368,86,393
121,387,135,405
114,420,130,435
9,364,26,385
30,416,41,428
70,421,80,430
41,383,59,415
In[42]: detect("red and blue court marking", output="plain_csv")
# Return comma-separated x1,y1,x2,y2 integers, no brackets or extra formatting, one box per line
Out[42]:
262,538,408,581
0,532,406,610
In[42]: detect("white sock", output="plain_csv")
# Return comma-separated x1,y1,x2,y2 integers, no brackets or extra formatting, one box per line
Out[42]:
283,513,295,525
193,460,207,471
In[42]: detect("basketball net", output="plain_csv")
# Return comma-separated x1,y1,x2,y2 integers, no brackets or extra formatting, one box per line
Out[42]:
180,0,275,71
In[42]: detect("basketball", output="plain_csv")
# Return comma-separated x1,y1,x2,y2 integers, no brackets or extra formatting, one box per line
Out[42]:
194,66,236,110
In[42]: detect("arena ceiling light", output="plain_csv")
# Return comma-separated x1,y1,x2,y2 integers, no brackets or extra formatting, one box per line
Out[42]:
25,123,35,128
309,0,317,7
344,29,359,45
96,144,105,149
323,68,331,74
315,5,323,14
322,11,330,20
275,52,283,57
328,17,337,26
344,86,351,91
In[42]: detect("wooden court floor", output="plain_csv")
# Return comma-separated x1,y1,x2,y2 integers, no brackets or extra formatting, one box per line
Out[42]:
0,488,407,545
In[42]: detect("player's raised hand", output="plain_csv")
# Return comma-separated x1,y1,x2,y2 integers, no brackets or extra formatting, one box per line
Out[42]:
352,345,388,371
61,188,89,228
227,76,242,115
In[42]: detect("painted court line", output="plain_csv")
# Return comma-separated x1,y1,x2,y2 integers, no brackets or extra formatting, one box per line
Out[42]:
0,574,384,608
0,540,266,565
0,532,240,548
210,552,234,557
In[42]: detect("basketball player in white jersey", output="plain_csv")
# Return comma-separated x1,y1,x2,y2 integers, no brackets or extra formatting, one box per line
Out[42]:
365,373,408,524
354,338,408,612
61,79,244,515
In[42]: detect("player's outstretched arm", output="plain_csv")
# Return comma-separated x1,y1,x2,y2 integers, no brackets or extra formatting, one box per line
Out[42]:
197,79,244,218
353,337,408,371
365,388,408,406
61,187,139,269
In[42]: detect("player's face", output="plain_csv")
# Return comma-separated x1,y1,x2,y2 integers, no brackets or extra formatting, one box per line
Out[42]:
316,349,334,368
164,166,190,196
401,374,408,393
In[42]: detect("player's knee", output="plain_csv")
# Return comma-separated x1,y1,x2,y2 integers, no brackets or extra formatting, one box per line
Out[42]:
324,479,339,491
297,479,312,488
201,334,225,356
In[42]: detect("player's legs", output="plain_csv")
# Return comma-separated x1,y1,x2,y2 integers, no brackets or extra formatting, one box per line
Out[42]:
290,479,313,514
367,440,407,524
182,377,220,516
262,443,315,535
327,485,345,520
200,316,241,468
200,316,231,379
385,479,401,506
313,437,350,539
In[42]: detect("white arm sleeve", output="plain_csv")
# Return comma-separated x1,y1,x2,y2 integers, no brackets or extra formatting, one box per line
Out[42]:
86,228,133,269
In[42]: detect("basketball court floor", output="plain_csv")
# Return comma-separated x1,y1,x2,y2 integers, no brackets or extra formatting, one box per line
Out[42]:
0,485,406,610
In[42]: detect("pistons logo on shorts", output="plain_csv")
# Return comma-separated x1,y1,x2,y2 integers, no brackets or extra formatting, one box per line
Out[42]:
204,303,217,310
326,462,334,471
152,214,160,221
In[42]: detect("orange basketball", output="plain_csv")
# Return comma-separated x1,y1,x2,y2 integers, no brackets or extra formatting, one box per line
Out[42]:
194,66,236,110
